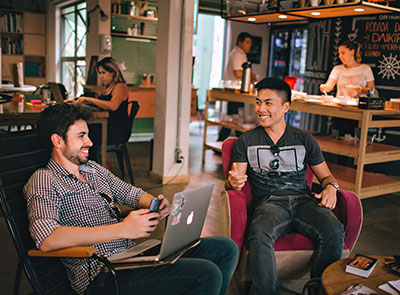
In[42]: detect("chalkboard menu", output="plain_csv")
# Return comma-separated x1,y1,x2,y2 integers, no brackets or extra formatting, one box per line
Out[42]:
304,14,400,98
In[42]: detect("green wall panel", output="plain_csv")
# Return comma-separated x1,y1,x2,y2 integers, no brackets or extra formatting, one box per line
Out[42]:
132,118,154,133
111,36,157,85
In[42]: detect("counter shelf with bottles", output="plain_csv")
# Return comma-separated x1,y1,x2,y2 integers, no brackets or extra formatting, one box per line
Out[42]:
111,13,157,40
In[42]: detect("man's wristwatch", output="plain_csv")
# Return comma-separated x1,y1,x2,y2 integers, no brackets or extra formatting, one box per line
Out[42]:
326,182,340,191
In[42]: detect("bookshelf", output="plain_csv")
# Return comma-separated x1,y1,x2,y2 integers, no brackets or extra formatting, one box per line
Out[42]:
0,9,46,87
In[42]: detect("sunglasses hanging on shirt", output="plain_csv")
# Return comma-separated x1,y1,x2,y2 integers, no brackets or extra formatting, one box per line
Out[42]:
100,193,121,219
270,146,280,170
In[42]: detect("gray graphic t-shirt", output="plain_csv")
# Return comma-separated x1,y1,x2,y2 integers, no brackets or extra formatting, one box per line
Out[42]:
232,125,325,204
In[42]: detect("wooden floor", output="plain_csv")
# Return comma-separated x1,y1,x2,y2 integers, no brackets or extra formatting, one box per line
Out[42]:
0,121,399,294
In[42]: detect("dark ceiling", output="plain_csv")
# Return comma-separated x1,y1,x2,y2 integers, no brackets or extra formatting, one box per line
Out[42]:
199,0,223,11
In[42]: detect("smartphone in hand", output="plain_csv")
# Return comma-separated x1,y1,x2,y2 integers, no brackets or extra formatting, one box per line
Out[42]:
149,198,161,212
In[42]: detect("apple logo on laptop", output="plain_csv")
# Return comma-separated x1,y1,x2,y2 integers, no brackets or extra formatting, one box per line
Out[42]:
186,211,194,225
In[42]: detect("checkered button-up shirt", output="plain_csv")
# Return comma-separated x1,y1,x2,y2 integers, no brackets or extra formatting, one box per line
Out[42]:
24,159,146,294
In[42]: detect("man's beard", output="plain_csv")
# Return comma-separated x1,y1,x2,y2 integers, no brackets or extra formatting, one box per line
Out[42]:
63,147,90,165
68,154,89,165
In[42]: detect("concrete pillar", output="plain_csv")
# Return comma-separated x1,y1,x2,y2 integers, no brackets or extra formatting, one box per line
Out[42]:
150,0,194,184
46,1,59,81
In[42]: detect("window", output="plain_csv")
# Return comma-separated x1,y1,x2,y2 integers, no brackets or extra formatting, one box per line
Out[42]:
192,13,225,110
60,2,86,97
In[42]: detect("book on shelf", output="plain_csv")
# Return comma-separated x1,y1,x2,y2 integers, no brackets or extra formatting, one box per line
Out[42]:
345,254,378,278
0,12,23,33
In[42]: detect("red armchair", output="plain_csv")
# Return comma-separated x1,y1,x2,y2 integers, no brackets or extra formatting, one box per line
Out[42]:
220,138,363,281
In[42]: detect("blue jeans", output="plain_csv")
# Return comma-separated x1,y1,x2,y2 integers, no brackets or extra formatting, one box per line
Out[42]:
248,195,344,295
85,236,238,295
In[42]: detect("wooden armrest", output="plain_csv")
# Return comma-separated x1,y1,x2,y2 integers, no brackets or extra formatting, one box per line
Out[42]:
28,246,97,258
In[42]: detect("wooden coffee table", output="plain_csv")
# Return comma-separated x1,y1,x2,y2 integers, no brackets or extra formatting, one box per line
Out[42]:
322,256,400,294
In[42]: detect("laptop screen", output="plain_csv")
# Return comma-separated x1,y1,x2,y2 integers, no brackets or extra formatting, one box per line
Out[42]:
159,183,214,259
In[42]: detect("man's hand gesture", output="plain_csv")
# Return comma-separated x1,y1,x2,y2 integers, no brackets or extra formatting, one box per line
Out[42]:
314,185,337,210
227,163,248,190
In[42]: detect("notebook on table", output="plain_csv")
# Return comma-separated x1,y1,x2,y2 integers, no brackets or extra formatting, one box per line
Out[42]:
108,183,214,269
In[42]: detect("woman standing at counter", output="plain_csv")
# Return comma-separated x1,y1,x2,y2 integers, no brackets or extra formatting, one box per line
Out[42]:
74,57,129,161
320,41,375,98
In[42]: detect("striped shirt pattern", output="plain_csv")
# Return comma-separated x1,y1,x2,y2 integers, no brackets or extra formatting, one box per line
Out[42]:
24,159,145,294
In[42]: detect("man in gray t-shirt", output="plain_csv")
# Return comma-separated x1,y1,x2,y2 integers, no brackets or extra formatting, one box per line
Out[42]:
233,125,324,206
226,77,344,295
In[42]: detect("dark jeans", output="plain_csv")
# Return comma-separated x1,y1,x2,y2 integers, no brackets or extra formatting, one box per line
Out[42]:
248,194,344,295
85,236,239,295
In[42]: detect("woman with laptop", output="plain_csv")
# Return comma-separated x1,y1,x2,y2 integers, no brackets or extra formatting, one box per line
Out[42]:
72,57,130,161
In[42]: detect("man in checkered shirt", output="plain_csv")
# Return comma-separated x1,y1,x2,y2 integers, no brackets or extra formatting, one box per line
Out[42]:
24,103,238,295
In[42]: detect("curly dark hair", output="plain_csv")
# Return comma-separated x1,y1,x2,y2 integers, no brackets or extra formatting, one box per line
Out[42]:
36,103,92,152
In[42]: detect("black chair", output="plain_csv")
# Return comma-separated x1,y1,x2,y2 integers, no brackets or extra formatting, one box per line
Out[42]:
0,130,119,295
107,101,140,185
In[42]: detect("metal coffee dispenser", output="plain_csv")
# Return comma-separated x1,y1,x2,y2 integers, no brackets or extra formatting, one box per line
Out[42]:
240,61,252,93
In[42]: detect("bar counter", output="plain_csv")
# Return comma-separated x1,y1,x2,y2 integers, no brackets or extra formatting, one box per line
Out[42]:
203,89,400,199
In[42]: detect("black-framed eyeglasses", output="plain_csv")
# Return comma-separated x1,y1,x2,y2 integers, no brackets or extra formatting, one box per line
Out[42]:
100,193,121,218
269,146,280,170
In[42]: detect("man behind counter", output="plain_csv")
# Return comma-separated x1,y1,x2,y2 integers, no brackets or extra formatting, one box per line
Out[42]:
217,32,256,142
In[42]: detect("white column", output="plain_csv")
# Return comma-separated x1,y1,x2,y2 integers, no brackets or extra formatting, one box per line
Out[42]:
150,0,194,184
86,0,111,69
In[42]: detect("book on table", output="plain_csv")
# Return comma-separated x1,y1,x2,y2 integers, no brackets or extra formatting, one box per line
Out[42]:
338,283,385,295
379,279,400,295
345,254,378,278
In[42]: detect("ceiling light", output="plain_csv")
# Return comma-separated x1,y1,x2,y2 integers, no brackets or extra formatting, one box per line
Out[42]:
278,15,288,19
354,8,365,12
248,17,256,22
311,12,321,16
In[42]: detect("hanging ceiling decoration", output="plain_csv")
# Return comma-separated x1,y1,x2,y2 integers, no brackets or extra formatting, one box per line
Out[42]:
220,0,400,24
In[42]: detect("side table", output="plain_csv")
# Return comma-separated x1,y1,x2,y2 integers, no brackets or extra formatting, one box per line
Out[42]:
322,256,399,294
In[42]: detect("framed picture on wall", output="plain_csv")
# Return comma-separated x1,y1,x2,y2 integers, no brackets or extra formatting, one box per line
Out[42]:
248,36,262,64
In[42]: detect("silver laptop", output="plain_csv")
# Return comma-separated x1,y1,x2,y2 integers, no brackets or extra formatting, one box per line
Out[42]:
108,183,214,266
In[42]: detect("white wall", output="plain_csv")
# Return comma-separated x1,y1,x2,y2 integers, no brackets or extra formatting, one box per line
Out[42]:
86,0,111,69
225,21,271,82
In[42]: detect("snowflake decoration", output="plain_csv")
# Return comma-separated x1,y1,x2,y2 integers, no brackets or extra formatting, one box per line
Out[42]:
378,53,400,80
